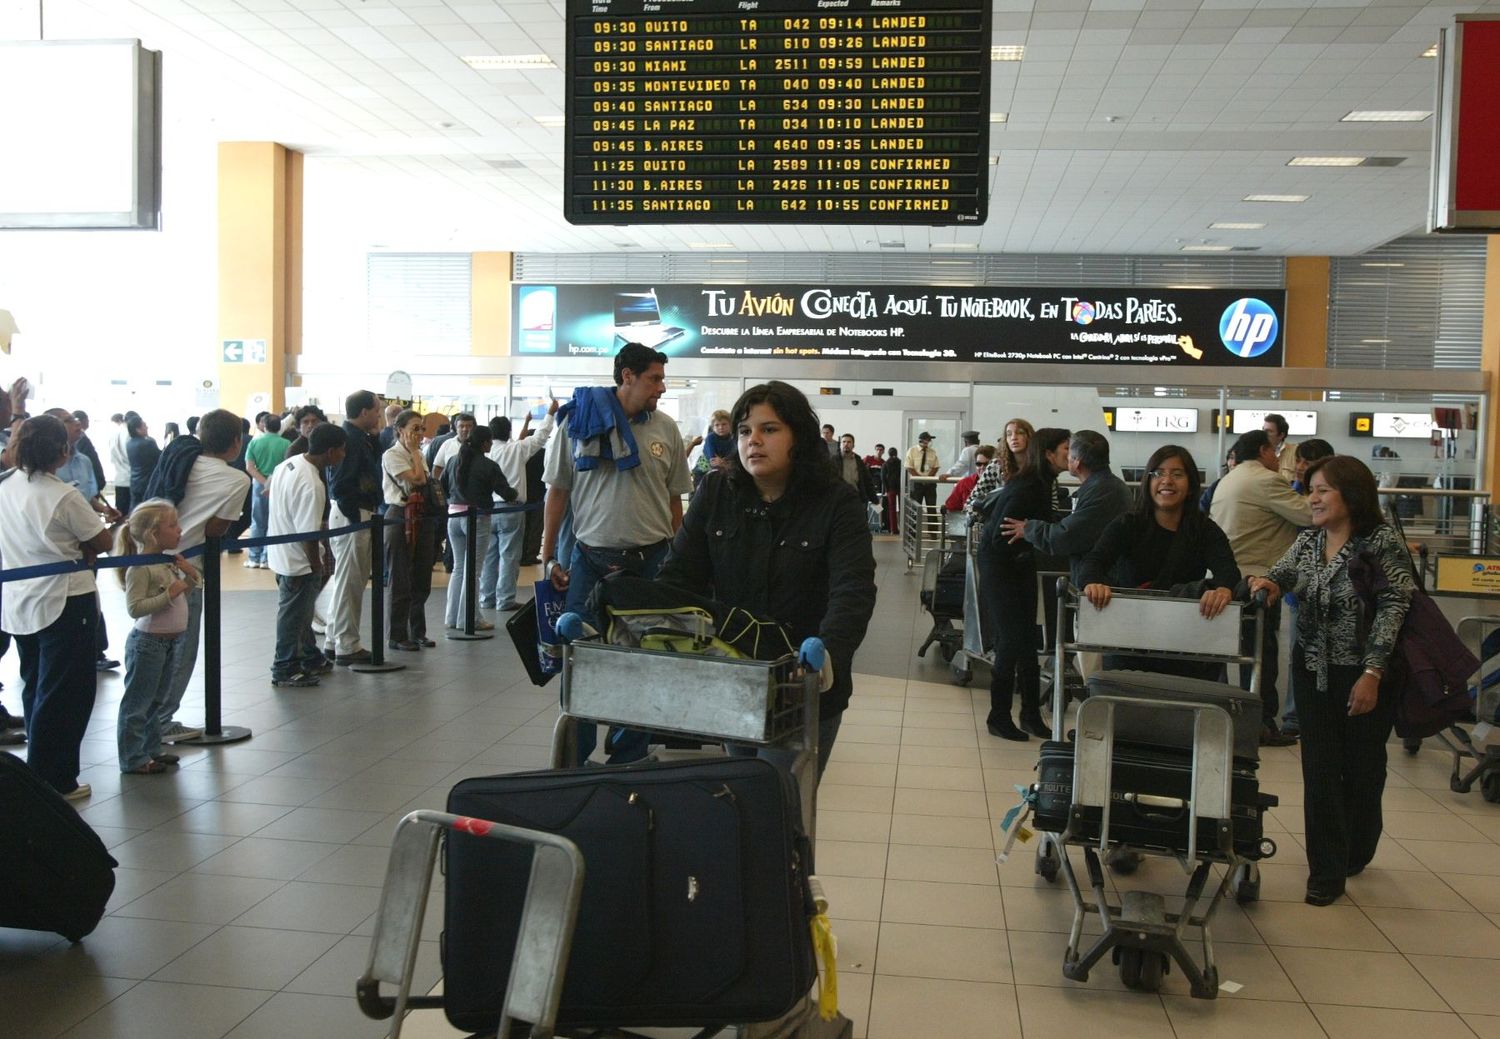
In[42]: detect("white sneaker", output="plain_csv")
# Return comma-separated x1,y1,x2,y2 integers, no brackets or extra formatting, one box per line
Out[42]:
161,721,204,742
243,559,259,569
63,784,92,802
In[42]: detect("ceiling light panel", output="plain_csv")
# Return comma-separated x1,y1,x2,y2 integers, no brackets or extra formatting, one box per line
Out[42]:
1287,156,1365,167
991,45,1025,61
1242,194,1309,203
1209,222,1266,230
462,54,556,70
1340,111,1431,122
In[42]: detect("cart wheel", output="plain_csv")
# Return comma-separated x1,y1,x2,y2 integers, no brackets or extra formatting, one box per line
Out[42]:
1451,772,1472,794
1105,846,1142,875
1482,771,1500,804
1232,862,1261,905
1137,952,1167,993
953,666,973,687
1118,947,1143,989
1036,844,1060,883
939,642,956,663
1194,966,1220,998
1403,737,1422,756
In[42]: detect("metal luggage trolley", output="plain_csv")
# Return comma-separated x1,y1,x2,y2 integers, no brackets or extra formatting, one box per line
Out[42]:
901,479,945,572
1030,583,1277,999
552,639,852,1039
1404,614,1500,804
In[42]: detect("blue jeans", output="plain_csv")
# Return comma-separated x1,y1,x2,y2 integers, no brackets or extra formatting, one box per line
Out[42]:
567,539,670,765
274,573,323,679
158,584,203,733
17,593,98,794
119,628,182,771
481,510,524,608
248,481,270,563
446,512,491,628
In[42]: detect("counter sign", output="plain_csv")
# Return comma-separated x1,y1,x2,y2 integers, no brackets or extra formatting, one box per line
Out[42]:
565,0,992,224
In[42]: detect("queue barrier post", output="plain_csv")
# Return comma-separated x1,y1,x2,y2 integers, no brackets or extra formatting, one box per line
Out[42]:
186,533,252,745
351,514,406,674
447,506,493,642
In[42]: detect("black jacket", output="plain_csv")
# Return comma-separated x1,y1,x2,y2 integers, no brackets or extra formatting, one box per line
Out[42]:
329,421,381,519
977,471,1055,573
658,471,877,718
1079,512,1241,593
442,452,517,507
127,435,162,504
76,433,106,493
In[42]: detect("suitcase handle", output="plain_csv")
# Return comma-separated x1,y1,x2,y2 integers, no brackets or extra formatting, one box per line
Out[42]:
1122,792,1187,821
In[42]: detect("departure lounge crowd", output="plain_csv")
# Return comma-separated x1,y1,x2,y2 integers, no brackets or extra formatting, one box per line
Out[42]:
0,350,1415,906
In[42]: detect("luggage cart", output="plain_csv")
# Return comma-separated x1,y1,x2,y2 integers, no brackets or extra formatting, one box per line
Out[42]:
1404,615,1500,804
357,810,586,1039
901,485,945,572
916,525,965,668
551,641,853,1038
1029,583,1278,999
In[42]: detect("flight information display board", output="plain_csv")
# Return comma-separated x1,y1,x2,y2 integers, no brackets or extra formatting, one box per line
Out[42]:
565,0,991,224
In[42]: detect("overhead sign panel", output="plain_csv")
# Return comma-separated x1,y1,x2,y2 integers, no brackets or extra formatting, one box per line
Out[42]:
511,283,1286,366
564,0,992,224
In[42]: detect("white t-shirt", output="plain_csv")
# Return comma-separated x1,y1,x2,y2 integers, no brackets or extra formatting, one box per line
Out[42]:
432,435,463,473
109,425,131,487
381,441,426,507
489,413,553,504
0,471,105,634
267,455,325,577
177,455,252,552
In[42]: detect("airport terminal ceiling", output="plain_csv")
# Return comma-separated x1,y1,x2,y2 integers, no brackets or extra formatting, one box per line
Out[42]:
16,0,1500,255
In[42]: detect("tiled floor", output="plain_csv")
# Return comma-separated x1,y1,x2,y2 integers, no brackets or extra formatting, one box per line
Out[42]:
2,540,1498,1039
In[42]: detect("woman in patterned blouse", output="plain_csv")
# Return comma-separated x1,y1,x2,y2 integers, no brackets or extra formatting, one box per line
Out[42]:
1249,456,1413,907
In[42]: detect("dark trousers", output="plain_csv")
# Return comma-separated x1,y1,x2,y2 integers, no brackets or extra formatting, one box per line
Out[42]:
566,539,670,765
273,573,324,679
911,481,936,507
981,560,1040,725
113,486,131,515
17,593,99,793
1294,647,1395,892
1239,598,1282,725
385,509,435,643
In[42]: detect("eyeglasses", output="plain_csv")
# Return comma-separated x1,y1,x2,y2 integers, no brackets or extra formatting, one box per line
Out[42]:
1149,468,1190,481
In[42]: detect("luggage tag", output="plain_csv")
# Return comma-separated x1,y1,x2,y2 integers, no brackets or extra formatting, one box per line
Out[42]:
997,784,1037,863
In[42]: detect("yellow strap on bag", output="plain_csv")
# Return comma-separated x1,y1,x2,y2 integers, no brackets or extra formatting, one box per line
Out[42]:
810,912,839,1020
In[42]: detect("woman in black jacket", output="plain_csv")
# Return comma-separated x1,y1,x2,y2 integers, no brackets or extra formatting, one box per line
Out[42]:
978,429,1070,740
658,381,877,775
1079,444,1241,678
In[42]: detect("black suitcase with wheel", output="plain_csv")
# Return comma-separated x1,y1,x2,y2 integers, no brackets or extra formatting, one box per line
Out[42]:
443,756,818,1033
1031,740,1275,859
0,752,117,941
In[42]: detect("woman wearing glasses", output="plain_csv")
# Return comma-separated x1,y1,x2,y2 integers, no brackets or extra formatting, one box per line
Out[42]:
1078,445,1240,678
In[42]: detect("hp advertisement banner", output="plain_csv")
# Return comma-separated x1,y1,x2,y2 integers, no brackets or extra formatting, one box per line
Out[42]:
512,284,1286,368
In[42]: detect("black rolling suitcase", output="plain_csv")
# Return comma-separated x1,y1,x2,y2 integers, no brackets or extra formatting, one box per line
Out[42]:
0,753,117,941
443,756,818,1033
1032,740,1275,859
1087,670,1263,763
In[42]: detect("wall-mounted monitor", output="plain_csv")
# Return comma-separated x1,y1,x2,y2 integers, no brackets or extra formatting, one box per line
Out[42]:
1372,412,1435,439
1230,408,1318,436
1109,407,1199,433
0,40,161,230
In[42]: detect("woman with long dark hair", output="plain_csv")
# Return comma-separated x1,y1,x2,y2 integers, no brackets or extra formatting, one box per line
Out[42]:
1251,457,1414,905
1079,444,1240,677
965,417,1034,514
658,380,877,774
442,424,517,632
0,415,115,799
977,427,1069,740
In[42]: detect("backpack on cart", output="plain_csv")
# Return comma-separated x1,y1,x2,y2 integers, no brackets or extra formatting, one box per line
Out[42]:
588,573,796,661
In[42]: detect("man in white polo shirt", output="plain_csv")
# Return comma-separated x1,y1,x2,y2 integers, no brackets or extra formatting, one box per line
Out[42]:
268,423,347,688
157,408,251,743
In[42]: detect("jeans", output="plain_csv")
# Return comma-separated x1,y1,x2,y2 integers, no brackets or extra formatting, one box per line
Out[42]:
119,628,182,771
385,509,435,643
567,539,670,765
247,481,270,564
481,510,524,608
319,503,371,654
446,512,491,628
17,592,98,793
274,573,324,679
157,584,203,732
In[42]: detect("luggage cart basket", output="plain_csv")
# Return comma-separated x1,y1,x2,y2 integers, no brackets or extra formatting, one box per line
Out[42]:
552,640,852,1039
357,810,585,1039
1032,582,1277,999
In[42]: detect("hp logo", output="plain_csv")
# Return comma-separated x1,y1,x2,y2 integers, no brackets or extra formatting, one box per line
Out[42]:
1219,298,1279,358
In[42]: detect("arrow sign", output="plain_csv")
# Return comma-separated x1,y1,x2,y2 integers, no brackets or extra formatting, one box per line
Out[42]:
222,339,244,363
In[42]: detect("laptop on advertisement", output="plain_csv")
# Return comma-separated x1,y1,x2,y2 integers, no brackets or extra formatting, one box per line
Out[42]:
612,289,686,350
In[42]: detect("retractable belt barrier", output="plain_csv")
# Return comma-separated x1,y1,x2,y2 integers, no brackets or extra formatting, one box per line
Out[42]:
0,500,543,747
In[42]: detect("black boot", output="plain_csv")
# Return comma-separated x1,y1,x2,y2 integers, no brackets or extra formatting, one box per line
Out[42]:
1019,678,1050,739
987,715,1029,741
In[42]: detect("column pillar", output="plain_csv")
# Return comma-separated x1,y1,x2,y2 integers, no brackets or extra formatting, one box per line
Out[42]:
471,251,513,356
1283,256,1330,400
217,142,302,416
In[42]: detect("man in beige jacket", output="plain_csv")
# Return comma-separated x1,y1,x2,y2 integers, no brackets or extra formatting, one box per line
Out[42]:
1210,428,1312,746
1262,413,1297,484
